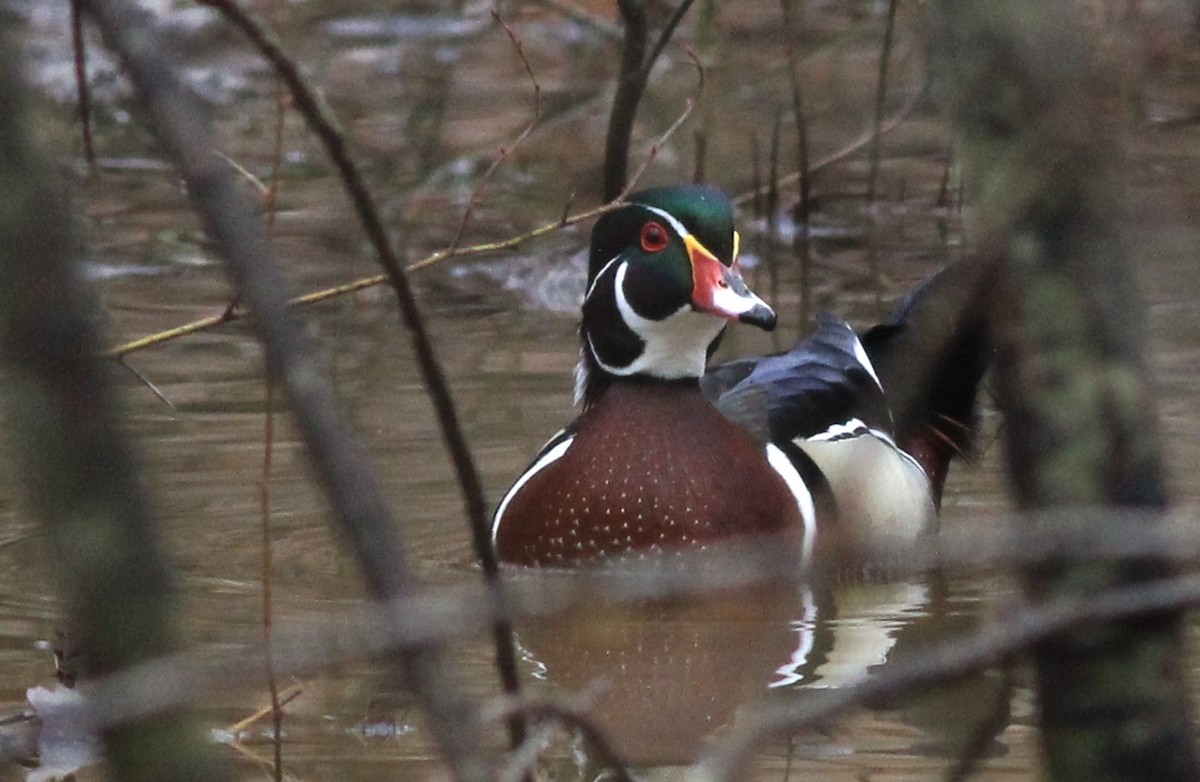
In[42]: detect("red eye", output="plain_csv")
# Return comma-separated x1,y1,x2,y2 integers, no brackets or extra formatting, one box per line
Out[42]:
640,221,669,253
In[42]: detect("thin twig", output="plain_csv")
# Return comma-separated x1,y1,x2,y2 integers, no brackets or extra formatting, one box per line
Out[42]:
616,49,704,200
732,72,930,208
70,0,97,170
764,106,781,335
750,132,762,219
80,0,490,777
445,10,542,254
778,0,810,225
259,377,283,782
104,62,704,362
691,0,717,185
778,0,813,330
224,685,302,737
936,146,952,209
115,357,178,411
866,0,900,205
642,0,698,83
103,204,602,359
214,148,270,194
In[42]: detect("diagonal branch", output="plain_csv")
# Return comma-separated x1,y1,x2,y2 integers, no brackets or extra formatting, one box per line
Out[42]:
691,574,1200,781
445,10,542,254
78,0,491,777
186,1,530,751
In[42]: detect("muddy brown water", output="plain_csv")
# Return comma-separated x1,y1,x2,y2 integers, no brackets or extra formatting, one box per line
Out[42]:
4,1,1200,779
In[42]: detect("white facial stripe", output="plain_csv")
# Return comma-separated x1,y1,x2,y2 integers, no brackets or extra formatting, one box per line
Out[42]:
766,443,818,564
491,435,574,544
635,204,691,241
584,206,736,380
585,255,622,302
591,261,724,379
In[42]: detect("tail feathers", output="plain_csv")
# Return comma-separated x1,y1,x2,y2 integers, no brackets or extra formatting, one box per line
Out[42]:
860,263,991,504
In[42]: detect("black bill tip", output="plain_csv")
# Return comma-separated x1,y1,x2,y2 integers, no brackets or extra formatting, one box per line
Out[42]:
739,302,777,332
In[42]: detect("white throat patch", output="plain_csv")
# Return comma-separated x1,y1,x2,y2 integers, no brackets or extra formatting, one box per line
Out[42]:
588,261,725,380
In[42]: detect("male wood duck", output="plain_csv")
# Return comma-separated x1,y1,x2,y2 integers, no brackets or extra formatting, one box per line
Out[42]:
492,185,987,566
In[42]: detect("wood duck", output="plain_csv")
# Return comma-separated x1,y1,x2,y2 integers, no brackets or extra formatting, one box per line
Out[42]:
491,185,987,566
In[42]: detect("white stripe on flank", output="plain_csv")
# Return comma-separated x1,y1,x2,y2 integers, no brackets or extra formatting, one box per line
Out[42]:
766,443,818,564
491,435,574,544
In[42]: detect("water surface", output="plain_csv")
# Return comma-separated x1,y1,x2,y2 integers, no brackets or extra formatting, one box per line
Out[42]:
4,1,1200,779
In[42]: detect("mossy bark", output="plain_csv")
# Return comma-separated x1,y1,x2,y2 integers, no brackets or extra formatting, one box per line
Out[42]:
930,3,1197,780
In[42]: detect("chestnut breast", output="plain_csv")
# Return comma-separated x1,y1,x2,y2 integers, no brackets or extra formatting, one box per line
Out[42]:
494,381,803,565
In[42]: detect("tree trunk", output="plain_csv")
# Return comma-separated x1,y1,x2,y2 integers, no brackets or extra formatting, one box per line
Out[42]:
929,3,1197,780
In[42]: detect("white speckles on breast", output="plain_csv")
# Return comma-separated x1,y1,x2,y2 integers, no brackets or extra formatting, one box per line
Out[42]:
498,382,801,564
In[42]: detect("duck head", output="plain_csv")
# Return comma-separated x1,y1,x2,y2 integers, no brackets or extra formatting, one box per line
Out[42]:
578,185,776,407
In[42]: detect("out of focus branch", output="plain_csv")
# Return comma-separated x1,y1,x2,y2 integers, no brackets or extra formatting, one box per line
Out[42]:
930,1,1197,778
60,510,1200,744
0,22,230,782
78,0,491,778
104,50,704,363
692,573,1200,782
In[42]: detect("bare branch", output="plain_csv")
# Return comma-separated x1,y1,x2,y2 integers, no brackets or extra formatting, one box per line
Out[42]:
731,73,930,208
445,10,543,254
56,510,1200,746
70,0,97,170
693,575,1200,781
0,18,227,782
617,49,704,200
604,0,649,200
865,0,900,205
78,0,491,777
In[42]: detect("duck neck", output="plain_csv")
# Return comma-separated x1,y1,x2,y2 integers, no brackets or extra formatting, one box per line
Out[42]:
578,260,724,410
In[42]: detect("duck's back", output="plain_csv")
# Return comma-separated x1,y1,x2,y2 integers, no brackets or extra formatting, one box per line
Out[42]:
493,381,803,565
